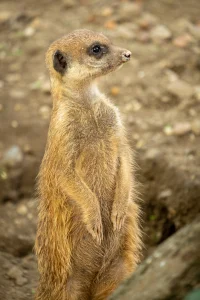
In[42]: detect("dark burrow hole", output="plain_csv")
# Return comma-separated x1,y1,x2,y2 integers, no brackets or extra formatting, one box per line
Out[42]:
16,245,34,258
159,219,176,243
144,202,177,246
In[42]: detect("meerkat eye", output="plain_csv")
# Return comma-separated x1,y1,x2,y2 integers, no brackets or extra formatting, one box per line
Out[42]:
88,43,108,59
92,45,101,54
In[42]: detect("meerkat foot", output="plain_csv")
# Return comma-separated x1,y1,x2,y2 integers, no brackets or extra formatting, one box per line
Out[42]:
111,208,126,231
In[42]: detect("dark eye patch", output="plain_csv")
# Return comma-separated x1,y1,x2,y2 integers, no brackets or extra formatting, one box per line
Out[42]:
87,42,109,59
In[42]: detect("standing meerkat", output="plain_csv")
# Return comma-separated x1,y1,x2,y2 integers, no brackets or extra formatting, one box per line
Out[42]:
35,29,142,300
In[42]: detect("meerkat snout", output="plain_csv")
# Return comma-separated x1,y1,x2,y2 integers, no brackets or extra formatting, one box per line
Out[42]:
122,50,132,62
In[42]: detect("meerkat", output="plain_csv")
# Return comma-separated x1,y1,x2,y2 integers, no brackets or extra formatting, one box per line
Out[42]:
35,29,142,300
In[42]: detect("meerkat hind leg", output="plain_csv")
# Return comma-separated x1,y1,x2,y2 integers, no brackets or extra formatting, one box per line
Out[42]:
91,202,141,300
90,255,128,300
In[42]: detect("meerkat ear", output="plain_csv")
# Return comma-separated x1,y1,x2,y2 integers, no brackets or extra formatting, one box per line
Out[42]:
53,50,67,75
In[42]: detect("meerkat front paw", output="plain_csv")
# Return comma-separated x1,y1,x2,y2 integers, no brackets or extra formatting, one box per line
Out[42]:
86,218,103,245
111,205,127,231
84,209,103,244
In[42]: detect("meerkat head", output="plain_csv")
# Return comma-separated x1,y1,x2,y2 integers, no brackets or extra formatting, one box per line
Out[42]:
46,29,131,87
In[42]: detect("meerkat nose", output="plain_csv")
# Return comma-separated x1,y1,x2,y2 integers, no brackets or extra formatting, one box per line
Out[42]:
122,50,132,62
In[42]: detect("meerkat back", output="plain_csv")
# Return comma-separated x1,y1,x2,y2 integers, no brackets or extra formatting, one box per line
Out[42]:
35,29,142,300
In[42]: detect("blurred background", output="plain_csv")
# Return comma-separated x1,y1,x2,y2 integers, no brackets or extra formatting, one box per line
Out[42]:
0,0,200,299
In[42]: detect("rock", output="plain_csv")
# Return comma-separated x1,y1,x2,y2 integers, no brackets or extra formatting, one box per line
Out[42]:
62,0,77,8
116,2,142,22
0,251,38,299
110,219,200,300
17,204,28,215
189,108,197,117
137,70,146,79
30,17,41,30
6,73,21,83
167,80,194,99
163,125,173,135
0,199,37,256
173,34,193,48
191,120,200,135
41,80,50,94
194,86,200,101
23,26,35,37
173,18,191,33
114,25,136,40
101,7,113,17
165,69,178,83
7,266,27,286
137,13,158,30
136,31,150,43
9,89,26,99
171,122,191,136
0,80,4,88
8,12,35,31
14,103,22,111
164,122,192,136
104,20,117,30
187,23,200,40
150,25,172,42
11,120,19,128
144,148,160,160
132,101,142,112
124,101,141,113
158,189,172,199
23,144,32,154
2,145,23,168
0,11,12,24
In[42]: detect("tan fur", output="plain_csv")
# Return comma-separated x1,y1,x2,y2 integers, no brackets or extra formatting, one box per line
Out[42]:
35,29,142,300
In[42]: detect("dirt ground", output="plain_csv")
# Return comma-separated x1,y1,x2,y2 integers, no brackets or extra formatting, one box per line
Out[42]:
0,0,200,299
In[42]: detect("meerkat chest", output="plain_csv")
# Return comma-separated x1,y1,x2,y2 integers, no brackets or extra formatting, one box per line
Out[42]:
75,103,121,195
78,102,122,141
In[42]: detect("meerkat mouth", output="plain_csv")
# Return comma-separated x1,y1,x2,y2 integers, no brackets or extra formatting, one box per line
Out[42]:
116,64,123,71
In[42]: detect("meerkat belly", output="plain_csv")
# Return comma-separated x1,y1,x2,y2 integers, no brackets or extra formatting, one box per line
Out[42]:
78,136,119,202
74,136,120,259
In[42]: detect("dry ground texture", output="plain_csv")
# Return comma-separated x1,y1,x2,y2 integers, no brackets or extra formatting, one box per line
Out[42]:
0,0,200,299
